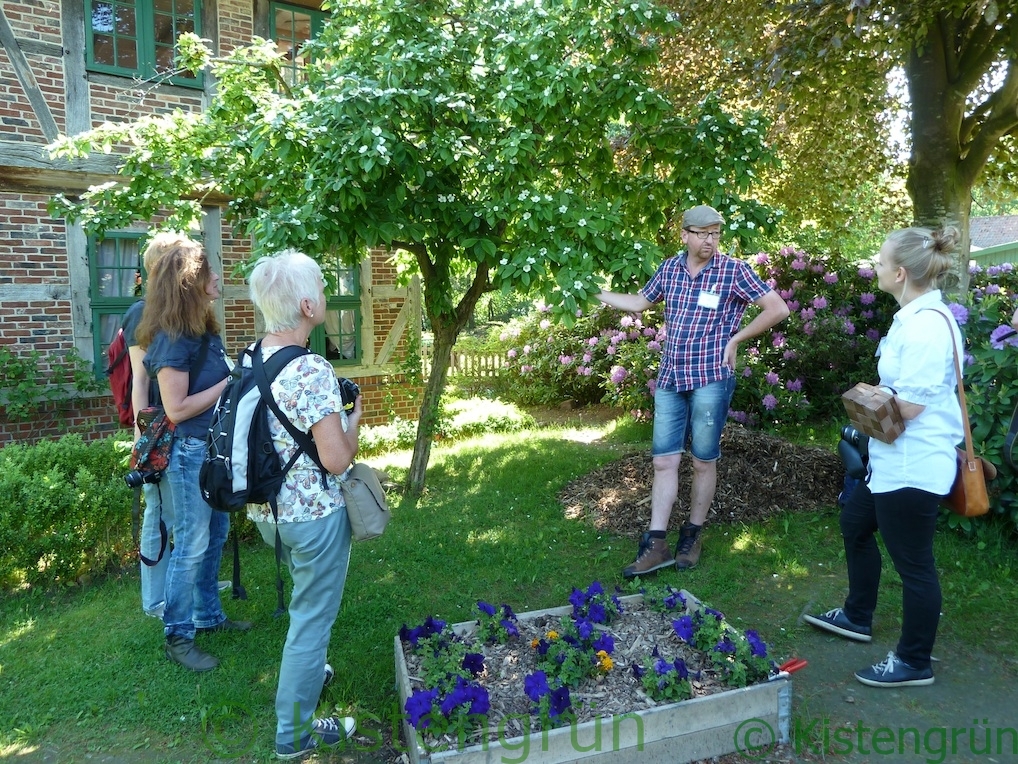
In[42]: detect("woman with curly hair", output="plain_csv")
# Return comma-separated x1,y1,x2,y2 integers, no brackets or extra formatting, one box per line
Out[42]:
138,235,248,672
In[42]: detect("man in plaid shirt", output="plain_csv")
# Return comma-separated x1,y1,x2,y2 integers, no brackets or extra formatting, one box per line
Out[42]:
598,205,789,575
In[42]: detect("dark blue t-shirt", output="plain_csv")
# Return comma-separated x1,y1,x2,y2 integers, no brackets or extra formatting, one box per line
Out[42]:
121,300,161,408
143,330,229,438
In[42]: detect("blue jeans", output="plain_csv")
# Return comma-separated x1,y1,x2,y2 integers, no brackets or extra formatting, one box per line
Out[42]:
841,482,941,670
161,435,229,639
139,481,174,614
651,378,735,460
254,510,351,750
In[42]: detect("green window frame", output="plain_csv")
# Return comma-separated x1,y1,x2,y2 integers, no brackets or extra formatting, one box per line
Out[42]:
89,232,146,374
86,0,203,88
311,260,361,365
269,1,328,85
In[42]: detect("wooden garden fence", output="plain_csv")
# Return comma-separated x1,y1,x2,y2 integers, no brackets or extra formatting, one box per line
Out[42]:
421,346,506,381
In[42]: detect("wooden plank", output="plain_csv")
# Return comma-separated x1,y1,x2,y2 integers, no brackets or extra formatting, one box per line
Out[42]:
0,6,59,140
375,295,410,366
61,0,90,137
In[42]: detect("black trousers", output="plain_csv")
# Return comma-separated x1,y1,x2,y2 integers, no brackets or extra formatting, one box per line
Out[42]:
841,481,942,670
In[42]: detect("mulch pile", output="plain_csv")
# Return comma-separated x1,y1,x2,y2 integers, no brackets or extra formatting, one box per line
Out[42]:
559,424,845,538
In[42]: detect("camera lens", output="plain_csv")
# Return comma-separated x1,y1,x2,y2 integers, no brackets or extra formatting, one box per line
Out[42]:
124,469,162,488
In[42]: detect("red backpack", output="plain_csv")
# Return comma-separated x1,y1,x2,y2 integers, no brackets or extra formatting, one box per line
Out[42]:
106,327,134,427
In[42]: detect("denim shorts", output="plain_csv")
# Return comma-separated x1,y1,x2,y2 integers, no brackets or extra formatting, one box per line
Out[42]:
651,377,736,461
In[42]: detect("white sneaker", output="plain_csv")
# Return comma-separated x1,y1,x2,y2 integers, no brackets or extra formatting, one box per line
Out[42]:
218,580,231,592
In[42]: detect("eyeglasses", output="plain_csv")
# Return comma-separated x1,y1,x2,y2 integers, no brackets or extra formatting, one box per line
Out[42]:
684,228,721,241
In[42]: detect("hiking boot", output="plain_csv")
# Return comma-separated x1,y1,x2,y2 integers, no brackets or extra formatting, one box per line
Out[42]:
622,532,674,578
674,523,703,570
802,607,872,642
165,635,219,672
276,716,356,760
196,618,252,634
855,651,934,687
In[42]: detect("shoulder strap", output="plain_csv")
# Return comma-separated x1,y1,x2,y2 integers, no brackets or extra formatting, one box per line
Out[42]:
252,341,327,474
926,309,976,462
251,340,326,619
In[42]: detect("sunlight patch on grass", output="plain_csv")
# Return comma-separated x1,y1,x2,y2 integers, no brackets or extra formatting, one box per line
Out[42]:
779,560,810,578
0,619,36,649
727,528,764,553
466,527,508,545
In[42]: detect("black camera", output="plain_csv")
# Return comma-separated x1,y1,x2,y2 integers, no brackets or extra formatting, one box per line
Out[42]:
838,426,869,480
841,425,866,448
338,377,360,412
125,469,163,488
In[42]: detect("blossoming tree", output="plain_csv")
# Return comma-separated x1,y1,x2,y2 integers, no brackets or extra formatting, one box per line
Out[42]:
49,0,777,494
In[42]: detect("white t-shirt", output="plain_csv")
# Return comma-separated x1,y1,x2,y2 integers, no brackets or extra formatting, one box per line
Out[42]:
245,344,350,524
867,290,964,496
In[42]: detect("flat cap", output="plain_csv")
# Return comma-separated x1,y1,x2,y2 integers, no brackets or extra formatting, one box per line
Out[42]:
682,205,725,228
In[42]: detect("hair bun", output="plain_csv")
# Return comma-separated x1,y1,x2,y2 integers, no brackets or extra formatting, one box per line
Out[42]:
933,225,960,253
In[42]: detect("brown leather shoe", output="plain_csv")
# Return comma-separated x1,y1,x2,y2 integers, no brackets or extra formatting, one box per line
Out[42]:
623,532,674,578
196,618,252,634
674,523,702,570
165,635,219,672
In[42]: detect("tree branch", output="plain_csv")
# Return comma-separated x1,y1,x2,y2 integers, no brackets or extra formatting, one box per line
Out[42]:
960,63,1018,187
954,11,1005,96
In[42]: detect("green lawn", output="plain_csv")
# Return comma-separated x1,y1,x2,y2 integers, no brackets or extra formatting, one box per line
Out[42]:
1,416,1015,762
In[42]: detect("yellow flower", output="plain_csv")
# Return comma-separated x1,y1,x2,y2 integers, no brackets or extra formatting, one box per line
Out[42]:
597,649,613,672
547,630,559,640
531,638,539,649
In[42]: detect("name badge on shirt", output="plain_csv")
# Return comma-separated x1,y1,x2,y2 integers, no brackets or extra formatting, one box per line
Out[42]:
697,290,720,310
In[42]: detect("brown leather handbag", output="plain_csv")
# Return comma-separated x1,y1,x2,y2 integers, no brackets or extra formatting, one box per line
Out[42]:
934,311,996,517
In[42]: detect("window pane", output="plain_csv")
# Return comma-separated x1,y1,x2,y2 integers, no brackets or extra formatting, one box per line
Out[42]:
98,312,126,357
117,37,138,69
116,5,136,35
95,238,142,298
154,12,174,45
153,0,173,11
273,5,314,86
93,34,114,65
330,265,358,297
91,1,114,33
324,309,358,360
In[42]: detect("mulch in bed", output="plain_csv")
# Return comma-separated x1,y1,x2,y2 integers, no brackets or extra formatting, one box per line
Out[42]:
559,424,845,538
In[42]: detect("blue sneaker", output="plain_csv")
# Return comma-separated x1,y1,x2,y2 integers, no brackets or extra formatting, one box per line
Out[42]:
855,651,934,687
276,716,356,760
802,607,872,642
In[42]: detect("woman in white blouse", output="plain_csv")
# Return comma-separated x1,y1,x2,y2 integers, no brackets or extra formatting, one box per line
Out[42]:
804,226,963,688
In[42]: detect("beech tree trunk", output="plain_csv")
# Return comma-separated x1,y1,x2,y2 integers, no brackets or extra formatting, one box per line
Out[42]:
904,38,974,294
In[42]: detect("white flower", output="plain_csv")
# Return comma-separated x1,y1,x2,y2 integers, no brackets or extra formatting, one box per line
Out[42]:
573,280,583,290
578,219,586,226
559,205,568,213
500,258,509,265
359,145,368,154
372,126,382,136
523,264,531,272
634,242,642,250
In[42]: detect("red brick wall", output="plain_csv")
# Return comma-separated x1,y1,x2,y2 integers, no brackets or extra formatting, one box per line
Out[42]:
0,0,423,446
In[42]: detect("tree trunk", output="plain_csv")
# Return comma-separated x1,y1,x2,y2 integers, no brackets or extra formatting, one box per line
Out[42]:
904,31,973,294
405,257,492,496
406,321,456,496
